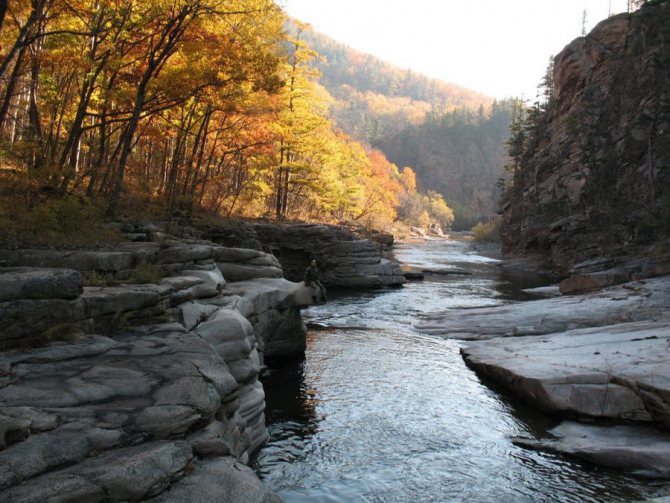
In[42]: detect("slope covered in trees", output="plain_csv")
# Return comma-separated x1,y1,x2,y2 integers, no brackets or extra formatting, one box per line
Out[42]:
299,25,512,228
0,0,457,246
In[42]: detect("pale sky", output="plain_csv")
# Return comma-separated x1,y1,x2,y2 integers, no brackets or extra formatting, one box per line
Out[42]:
280,0,630,99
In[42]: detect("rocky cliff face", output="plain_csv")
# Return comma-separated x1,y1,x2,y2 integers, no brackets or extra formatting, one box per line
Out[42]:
502,2,670,277
204,221,406,288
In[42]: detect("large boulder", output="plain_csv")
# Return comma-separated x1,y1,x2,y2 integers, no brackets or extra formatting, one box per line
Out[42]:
417,276,670,340
221,278,312,360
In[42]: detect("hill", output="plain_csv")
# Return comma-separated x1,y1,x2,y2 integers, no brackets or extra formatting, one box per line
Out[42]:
298,24,512,228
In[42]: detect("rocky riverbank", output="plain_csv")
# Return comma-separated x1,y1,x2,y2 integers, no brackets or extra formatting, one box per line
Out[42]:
0,218,406,501
418,270,670,479
199,220,406,288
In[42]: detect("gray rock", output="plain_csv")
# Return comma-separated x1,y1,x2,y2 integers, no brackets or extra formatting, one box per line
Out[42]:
522,285,561,297
154,377,220,420
461,320,670,424
0,414,30,449
0,473,106,503
82,284,167,319
0,268,83,301
513,421,670,479
178,301,219,330
0,407,59,434
0,250,134,273
187,420,234,458
252,307,307,360
223,278,314,317
135,406,202,438
238,382,265,426
226,349,261,384
207,221,405,288
0,423,125,489
180,268,225,297
196,310,254,355
74,441,193,500
217,263,283,282
212,247,270,263
418,276,670,340
559,270,630,294
155,245,214,265
0,298,84,349
152,456,282,503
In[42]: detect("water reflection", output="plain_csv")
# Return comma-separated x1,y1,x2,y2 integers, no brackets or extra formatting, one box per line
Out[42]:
253,240,667,502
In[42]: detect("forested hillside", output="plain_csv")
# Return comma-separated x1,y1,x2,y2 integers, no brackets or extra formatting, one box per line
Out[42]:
0,0,459,247
300,26,512,228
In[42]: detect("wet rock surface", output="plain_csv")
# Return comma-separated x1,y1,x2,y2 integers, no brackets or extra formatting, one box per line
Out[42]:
462,320,670,424
512,421,670,479
418,276,670,340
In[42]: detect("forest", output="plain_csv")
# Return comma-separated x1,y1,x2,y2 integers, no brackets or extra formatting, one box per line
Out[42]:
0,0,468,247
300,26,513,229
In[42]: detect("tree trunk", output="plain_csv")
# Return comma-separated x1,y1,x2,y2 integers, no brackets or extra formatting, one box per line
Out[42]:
0,44,27,134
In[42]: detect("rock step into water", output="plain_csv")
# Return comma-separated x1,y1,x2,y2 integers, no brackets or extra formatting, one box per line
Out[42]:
417,276,670,340
512,421,670,480
461,320,670,426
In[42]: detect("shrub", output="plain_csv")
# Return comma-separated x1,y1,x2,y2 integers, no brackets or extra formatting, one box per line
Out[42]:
471,219,501,242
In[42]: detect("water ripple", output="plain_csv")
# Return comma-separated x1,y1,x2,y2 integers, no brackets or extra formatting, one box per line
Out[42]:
253,240,668,502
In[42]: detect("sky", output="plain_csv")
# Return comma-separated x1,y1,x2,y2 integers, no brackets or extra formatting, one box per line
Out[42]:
279,0,630,100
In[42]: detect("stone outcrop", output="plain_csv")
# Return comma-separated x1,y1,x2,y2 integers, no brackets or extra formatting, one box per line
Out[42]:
417,276,670,340
461,320,670,426
501,3,670,277
419,272,670,478
0,234,316,500
0,324,279,501
512,422,670,479
203,221,406,288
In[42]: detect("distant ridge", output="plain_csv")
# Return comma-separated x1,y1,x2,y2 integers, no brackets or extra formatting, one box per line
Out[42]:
289,21,511,229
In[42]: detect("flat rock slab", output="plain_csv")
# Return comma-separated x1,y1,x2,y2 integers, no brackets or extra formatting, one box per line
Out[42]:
0,250,134,272
0,268,82,301
462,320,670,425
222,278,315,317
512,421,670,479
418,276,670,340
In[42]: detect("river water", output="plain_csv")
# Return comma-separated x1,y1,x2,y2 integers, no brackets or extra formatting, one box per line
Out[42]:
253,239,669,502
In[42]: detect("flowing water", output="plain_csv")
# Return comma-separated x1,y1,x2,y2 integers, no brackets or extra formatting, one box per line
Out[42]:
253,239,670,502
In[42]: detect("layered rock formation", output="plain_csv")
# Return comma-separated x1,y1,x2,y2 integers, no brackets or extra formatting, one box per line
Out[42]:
501,2,670,277
203,221,406,288
0,233,314,501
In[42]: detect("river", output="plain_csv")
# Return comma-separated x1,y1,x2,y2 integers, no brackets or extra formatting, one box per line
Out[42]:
253,239,669,502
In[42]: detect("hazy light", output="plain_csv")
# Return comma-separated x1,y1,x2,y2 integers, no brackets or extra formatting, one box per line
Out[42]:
280,0,629,100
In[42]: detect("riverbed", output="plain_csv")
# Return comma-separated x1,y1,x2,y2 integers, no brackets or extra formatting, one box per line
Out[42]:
253,239,669,502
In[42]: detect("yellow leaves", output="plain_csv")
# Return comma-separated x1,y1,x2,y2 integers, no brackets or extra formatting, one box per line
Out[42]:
400,166,417,192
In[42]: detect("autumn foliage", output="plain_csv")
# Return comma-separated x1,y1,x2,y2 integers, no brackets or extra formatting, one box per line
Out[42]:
0,0,451,239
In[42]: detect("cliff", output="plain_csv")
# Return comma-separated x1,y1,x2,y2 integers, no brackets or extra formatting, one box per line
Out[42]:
0,227,317,501
501,2,670,277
